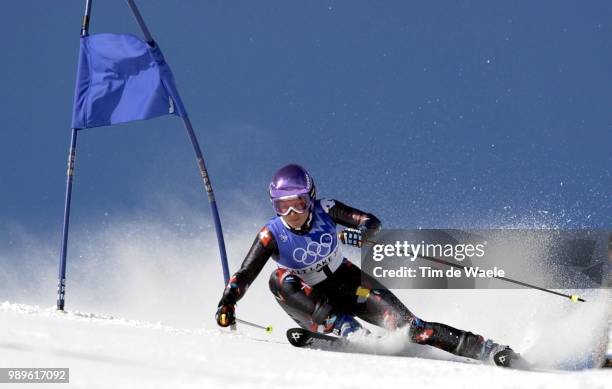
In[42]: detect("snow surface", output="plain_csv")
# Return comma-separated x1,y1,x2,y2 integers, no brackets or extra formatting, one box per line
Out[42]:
1,216,610,388
1,302,610,389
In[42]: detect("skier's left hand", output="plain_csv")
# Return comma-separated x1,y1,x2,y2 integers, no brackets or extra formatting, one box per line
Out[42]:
215,303,236,327
339,228,363,247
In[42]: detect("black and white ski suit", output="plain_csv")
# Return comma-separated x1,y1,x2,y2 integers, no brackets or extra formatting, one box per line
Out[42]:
218,199,489,360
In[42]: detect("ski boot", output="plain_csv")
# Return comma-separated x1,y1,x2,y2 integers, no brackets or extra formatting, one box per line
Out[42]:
482,339,519,367
327,313,362,338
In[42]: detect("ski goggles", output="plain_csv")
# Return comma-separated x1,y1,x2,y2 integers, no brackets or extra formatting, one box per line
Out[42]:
272,194,312,216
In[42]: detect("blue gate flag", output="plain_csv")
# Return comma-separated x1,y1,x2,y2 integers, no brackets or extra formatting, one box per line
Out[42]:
71,33,187,129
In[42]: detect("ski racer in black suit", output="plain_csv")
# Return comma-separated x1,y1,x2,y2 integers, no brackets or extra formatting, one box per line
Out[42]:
215,164,517,366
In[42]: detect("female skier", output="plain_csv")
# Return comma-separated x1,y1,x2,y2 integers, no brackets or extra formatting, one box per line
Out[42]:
215,164,516,366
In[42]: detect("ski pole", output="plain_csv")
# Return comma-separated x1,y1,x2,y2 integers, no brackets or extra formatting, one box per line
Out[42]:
236,318,274,333
359,237,586,303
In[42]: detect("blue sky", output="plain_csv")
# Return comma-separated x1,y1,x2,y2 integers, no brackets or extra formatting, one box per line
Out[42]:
1,0,610,247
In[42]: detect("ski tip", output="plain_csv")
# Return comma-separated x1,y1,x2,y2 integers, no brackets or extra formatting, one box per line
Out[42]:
286,328,310,347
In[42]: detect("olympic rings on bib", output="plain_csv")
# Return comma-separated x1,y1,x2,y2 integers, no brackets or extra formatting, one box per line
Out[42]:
292,233,335,265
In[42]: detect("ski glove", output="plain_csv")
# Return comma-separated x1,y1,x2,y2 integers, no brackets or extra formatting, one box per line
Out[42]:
339,228,363,247
215,303,236,327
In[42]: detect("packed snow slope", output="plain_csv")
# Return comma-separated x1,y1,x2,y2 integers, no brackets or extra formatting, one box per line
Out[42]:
1,300,610,389
1,214,610,388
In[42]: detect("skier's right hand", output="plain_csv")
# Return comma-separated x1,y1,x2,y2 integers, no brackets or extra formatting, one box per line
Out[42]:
215,303,236,327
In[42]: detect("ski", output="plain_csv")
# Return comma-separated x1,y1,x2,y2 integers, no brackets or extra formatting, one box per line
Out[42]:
286,327,558,372
286,327,347,350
